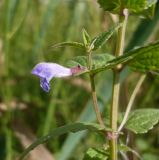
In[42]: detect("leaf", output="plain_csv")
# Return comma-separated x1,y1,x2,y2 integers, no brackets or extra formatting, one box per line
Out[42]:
50,41,85,50
93,40,159,74
67,53,114,69
67,41,159,75
91,23,122,51
83,148,108,160
97,0,157,14
82,28,91,46
19,123,106,160
67,55,87,68
128,41,159,72
125,109,159,133
89,53,134,74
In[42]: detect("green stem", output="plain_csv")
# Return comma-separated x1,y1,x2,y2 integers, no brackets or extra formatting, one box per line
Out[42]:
110,9,128,160
118,74,146,132
87,49,104,127
90,75,105,127
110,71,120,160
115,9,128,57
88,50,92,70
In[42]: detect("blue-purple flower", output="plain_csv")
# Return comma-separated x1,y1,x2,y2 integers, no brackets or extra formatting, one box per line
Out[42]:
31,62,84,92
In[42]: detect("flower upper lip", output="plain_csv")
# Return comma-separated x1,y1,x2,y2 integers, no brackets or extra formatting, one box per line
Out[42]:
31,62,72,80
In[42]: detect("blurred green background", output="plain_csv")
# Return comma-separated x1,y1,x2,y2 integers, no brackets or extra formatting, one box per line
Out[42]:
0,0,159,159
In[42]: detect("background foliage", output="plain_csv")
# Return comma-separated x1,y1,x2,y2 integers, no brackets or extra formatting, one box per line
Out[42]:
0,0,159,159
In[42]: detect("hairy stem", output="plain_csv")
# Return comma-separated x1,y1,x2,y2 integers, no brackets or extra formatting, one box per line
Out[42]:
118,74,146,132
110,9,128,160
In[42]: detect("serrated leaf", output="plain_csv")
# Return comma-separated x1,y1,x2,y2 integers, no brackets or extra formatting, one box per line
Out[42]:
82,28,91,46
67,56,87,68
90,53,134,74
125,109,159,134
128,41,159,72
97,0,157,14
67,41,159,75
65,45,144,75
19,123,106,160
92,40,159,74
67,53,114,69
91,23,122,51
50,41,85,50
83,148,108,160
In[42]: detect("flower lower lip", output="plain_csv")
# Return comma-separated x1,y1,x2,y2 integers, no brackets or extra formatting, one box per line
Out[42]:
40,78,50,92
